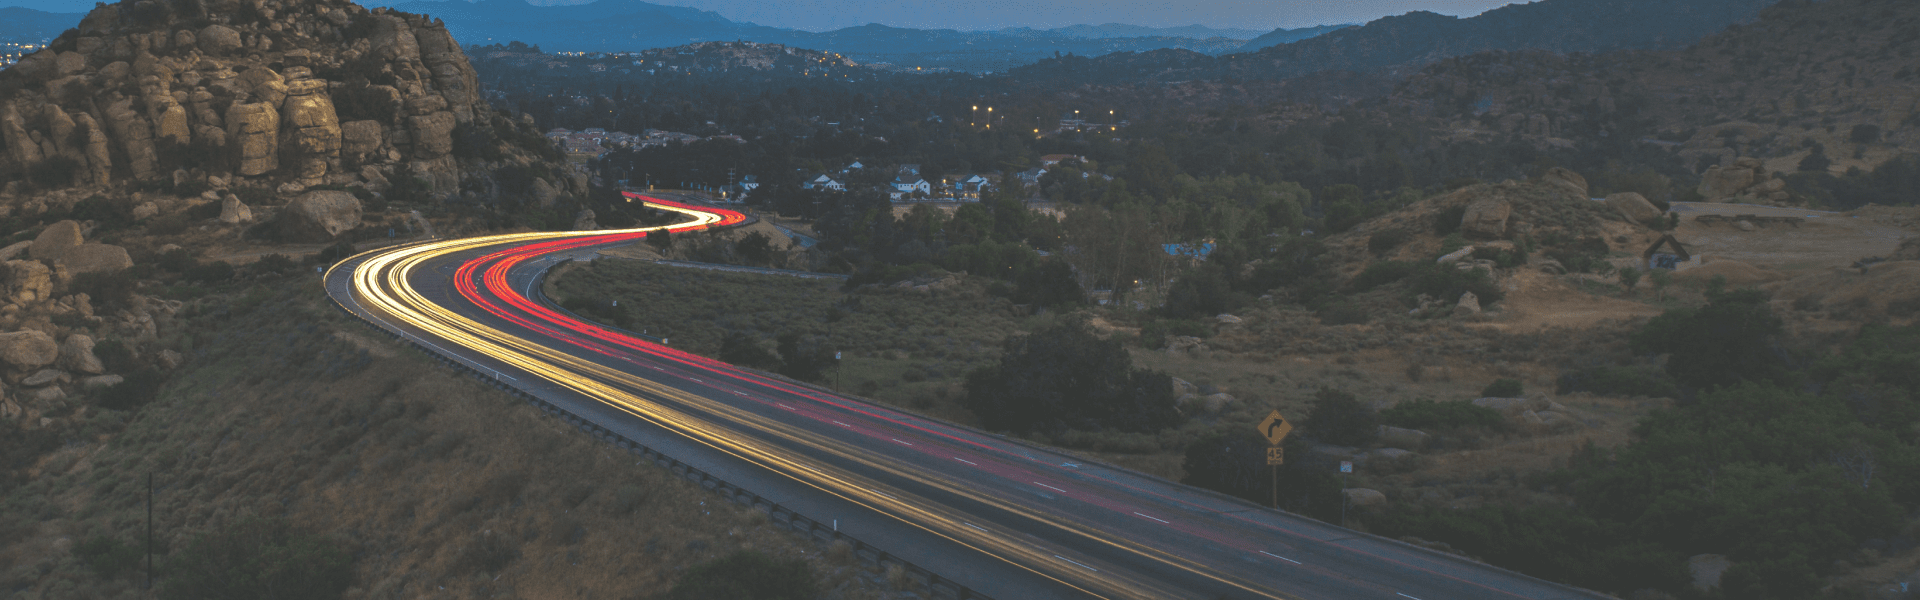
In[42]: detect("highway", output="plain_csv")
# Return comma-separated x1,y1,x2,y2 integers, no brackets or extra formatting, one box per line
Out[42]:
324,193,1615,600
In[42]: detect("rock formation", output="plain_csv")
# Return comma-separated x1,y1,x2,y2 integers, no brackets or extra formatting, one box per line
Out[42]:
286,189,363,239
1697,157,1791,204
0,0,569,203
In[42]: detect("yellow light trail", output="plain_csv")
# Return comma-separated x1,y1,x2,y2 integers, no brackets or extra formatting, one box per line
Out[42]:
330,204,1298,600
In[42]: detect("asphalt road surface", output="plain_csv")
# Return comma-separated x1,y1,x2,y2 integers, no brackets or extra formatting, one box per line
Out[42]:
324,194,1615,600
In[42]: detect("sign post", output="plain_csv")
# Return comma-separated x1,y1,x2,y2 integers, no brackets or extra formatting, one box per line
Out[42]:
1340,461,1353,527
1256,410,1292,508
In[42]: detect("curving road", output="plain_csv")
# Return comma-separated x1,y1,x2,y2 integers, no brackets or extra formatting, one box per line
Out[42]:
324,193,1613,600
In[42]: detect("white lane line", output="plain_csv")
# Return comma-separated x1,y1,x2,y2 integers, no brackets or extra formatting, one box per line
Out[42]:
733,391,749,396
1033,482,1068,494
963,522,988,533
953,457,978,466
1133,511,1169,524
870,489,896,500
777,403,797,411
1396,594,1423,600
833,420,851,427
891,438,914,446
651,366,665,371
689,378,702,383
1258,550,1302,564
1052,555,1099,572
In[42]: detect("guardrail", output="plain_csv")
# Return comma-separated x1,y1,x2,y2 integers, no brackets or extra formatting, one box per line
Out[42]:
326,256,989,600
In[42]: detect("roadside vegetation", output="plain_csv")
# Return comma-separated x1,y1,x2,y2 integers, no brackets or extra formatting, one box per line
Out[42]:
0,272,903,599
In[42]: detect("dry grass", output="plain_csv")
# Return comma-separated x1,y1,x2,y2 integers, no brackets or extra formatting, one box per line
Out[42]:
0,283,903,600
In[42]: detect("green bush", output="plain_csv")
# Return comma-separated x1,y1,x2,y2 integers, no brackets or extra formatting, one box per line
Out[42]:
1349,261,1419,292
662,550,815,600
1379,399,1506,431
1367,229,1411,254
97,368,166,411
1303,388,1376,446
964,322,1183,435
1630,287,1786,391
1480,378,1523,398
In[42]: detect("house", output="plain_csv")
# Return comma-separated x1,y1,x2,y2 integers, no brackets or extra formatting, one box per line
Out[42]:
893,175,930,197
1643,234,1694,270
1039,154,1084,167
843,160,865,172
953,174,993,197
1015,167,1047,184
802,174,844,191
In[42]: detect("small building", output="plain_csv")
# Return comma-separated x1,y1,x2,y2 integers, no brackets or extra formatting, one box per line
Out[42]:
802,174,844,191
1039,154,1084,167
1643,234,1693,270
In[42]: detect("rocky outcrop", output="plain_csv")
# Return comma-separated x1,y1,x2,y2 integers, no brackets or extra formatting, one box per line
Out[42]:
1460,197,1512,239
1697,157,1791,203
0,0,551,202
227,101,280,176
1541,167,1588,197
1342,488,1388,508
1606,192,1662,224
2,261,53,305
286,190,363,240
0,330,60,370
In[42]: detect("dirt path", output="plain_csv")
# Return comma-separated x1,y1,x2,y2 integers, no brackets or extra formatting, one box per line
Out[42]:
1670,202,1913,274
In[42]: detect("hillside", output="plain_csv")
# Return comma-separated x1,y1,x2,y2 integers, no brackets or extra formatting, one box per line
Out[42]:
1391,0,1920,198
0,7,86,44
1004,0,1781,85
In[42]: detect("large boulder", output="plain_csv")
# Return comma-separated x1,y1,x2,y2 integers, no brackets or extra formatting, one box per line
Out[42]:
1342,488,1388,508
218,193,253,224
1606,192,1663,225
1377,426,1431,450
1697,165,1755,202
1688,554,1730,592
198,24,242,54
62,244,133,274
0,330,60,369
1541,167,1588,197
285,190,363,240
1459,197,1511,239
30,220,83,263
59,334,104,375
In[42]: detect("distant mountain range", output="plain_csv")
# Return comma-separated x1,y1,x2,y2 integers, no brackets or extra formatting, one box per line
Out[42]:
1003,0,1786,85
0,7,86,43
370,0,1348,72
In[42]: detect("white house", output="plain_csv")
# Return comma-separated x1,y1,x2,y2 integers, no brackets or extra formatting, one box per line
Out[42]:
802,174,844,191
893,176,930,196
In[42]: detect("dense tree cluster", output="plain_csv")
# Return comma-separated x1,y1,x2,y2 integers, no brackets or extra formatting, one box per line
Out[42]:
963,322,1183,435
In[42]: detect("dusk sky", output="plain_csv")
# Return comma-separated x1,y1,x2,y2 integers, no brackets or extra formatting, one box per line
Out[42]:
1,0,1528,32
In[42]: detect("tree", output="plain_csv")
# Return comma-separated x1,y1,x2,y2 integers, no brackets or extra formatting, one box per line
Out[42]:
719,332,781,370
1617,266,1642,295
647,228,673,252
1630,287,1787,391
1181,430,1269,502
1302,388,1376,446
963,322,1183,435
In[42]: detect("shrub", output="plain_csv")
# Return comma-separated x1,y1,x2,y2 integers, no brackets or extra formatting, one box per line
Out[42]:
184,260,235,284
1380,399,1506,431
75,536,142,578
159,516,354,600
662,550,815,600
1630,287,1786,391
71,269,137,311
1433,206,1467,235
1480,378,1523,398
719,331,781,370
1556,366,1680,398
97,368,166,411
1303,388,1376,446
1350,261,1419,292
1368,229,1412,254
